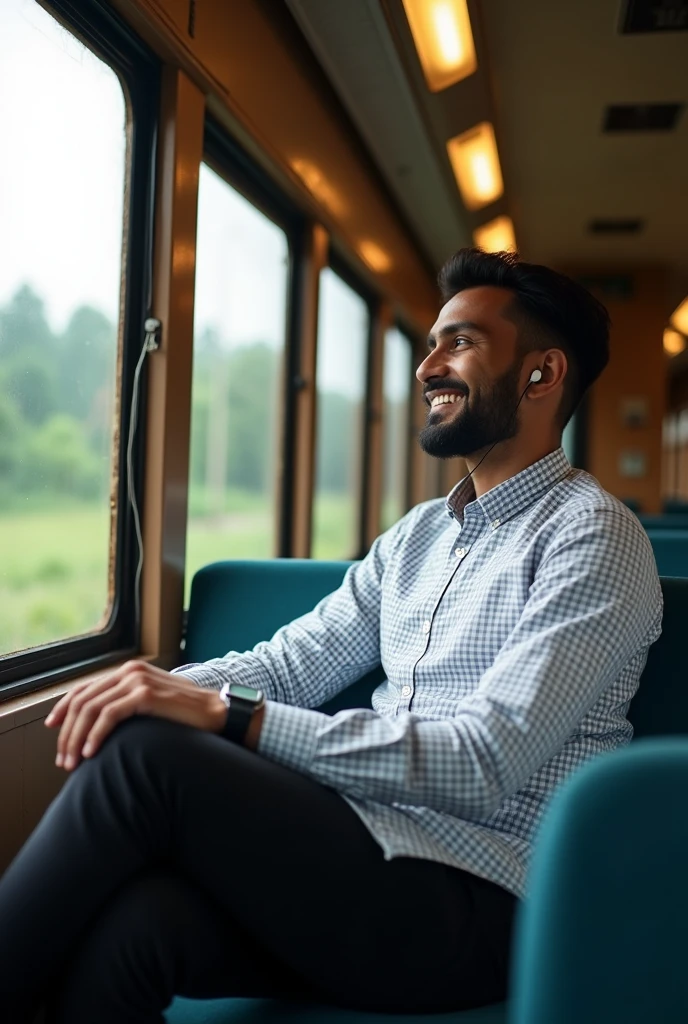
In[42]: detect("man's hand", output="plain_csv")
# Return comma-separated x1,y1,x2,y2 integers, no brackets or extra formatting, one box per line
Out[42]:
44,661,227,771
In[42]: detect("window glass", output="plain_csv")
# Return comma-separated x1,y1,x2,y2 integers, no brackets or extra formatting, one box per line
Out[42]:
312,269,369,559
381,327,413,530
0,0,126,656
186,162,289,603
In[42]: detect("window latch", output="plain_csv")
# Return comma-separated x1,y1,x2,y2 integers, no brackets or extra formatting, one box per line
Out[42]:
144,317,162,352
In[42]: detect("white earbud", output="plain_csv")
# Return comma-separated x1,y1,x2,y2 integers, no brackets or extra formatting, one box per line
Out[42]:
529,368,542,384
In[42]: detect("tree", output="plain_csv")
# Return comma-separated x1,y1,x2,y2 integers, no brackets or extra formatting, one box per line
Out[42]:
58,305,116,421
20,414,105,499
224,343,280,492
190,341,281,499
4,354,58,425
316,390,361,492
0,284,53,358
0,389,24,496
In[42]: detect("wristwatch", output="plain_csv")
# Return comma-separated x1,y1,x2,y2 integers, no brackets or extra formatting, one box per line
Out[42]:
218,682,265,745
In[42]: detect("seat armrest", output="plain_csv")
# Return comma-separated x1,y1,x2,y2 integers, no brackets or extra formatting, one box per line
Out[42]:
510,739,688,1024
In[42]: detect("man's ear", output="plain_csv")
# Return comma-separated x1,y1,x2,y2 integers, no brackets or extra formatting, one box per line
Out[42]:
537,349,567,390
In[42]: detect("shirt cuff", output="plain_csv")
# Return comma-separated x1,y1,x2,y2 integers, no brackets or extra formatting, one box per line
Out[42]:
171,654,274,692
256,700,330,775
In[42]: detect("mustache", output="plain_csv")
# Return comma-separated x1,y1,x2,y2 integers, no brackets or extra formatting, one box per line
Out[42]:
422,378,469,405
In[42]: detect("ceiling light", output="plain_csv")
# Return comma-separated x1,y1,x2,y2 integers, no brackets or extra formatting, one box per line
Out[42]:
447,122,504,210
670,297,688,335
401,0,477,92
473,215,516,253
289,157,346,217
359,240,392,273
663,328,686,357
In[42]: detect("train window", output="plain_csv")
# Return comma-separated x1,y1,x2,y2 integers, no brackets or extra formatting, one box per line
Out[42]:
381,327,414,530
312,268,370,559
0,1,126,660
185,162,290,602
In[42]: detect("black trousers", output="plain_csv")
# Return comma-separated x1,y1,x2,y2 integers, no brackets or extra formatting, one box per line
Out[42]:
0,716,518,1023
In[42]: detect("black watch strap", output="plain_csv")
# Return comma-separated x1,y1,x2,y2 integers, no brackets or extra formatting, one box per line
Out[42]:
218,684,264,746
220,698,254,745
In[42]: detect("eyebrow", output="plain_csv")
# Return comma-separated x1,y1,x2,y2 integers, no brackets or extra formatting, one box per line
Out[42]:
426,320,483,350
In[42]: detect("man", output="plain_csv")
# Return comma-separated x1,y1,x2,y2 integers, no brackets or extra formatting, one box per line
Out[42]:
1,249,662,1023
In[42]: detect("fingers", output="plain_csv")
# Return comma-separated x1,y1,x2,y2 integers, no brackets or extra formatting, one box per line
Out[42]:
44,677,106,728
47,661,205,772
49,661,150,770
53,674,124,766
59,682,151,770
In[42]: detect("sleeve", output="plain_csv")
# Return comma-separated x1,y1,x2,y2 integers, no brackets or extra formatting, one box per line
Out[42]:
171,508,416,707
255,510,663,820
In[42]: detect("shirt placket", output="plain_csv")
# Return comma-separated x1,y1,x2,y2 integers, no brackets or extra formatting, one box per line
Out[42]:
399,515,482,710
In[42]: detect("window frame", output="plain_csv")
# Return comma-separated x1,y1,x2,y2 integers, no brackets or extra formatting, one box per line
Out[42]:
381,320,417,527
0,0,160,698
312,248,379,561
196,118,308,569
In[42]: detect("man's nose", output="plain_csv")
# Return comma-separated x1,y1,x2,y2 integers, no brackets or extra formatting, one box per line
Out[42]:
416,347,449,384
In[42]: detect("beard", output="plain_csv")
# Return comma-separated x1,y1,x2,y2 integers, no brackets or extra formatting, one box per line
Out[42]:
418,359,523,459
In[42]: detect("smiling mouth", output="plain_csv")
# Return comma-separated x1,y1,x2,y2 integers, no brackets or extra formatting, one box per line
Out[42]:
428,393,464,410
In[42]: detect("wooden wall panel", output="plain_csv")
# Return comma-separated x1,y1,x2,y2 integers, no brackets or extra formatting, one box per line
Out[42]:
140,68,205,665
21,719,64,841
290,223,329,557
363,303,391,549
0,716,65,875
580,268,668,514
0,728,23,874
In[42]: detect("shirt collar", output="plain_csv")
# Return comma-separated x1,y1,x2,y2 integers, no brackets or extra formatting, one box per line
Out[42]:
445,448,572,529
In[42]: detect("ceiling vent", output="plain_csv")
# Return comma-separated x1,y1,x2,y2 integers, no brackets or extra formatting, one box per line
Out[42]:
589,218,644,234
603,103,684,131
620,0,688,34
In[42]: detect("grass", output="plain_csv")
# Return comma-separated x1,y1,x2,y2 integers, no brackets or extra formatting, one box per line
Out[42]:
0,492,365,656
0,506,112,655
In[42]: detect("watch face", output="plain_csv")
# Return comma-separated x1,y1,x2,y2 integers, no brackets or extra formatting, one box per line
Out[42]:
228,683,261,701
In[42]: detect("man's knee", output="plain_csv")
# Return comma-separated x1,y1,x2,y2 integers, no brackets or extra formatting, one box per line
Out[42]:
96,714,193,766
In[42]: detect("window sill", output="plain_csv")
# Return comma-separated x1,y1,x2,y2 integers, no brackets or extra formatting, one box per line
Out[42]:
0,656,157,737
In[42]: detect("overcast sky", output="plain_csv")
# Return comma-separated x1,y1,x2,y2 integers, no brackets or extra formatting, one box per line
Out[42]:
1,0,413,404
0,0,125,330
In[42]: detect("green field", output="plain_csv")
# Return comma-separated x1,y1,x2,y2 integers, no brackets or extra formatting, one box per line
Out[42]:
0,493,364,656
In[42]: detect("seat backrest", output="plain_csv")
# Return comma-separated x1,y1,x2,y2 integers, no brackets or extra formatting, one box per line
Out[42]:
644,529,688,577
184,559,383,714
628,576,688,738
663,498,688,515
638,513,688,531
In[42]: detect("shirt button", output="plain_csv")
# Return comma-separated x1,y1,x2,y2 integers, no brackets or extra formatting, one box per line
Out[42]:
401,685,412,697
422,619,431,634
455,546,467,558
491,518,501,530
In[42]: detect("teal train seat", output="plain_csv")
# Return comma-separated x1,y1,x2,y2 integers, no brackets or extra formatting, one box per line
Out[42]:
663,498,688,514
646,529,688,578
182,560,384,716
638,513,688,531
165,564,688,1024
509,739,688,1024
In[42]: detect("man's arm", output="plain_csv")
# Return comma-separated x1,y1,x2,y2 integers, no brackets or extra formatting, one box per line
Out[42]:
172,508,416,707
249,510,662,819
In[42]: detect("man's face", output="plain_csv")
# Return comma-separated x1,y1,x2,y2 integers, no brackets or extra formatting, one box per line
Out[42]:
416,285,525,459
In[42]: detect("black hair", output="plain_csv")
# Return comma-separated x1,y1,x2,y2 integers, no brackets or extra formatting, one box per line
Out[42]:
437,247,611,427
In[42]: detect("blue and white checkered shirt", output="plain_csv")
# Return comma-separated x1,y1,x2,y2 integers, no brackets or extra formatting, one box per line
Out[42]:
175,448,662,899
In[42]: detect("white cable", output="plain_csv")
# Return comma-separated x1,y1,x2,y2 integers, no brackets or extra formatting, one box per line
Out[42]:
126,320,160,632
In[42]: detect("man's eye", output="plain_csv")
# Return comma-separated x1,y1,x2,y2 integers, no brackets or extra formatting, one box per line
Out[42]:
454,337,469,348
